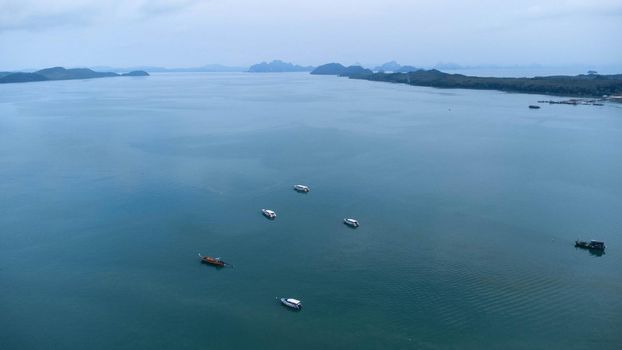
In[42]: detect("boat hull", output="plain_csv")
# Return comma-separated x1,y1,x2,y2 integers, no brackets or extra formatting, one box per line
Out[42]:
575,240,605,251
262,209,276,219
294,185,310,193
280,298,302,310
344,219,359,228
199,255,226,267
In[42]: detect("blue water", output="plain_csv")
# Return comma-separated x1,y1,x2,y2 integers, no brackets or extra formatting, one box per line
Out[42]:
1,73,621,349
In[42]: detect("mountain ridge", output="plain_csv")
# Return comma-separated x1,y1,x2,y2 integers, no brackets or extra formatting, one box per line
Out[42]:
248,60,314,73
0,67,149,84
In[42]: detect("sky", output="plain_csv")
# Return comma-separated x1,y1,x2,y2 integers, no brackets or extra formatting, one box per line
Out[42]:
0,0,621,70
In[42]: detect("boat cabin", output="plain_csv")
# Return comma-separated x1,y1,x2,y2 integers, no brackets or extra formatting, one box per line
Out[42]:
294,185,310,192
575,239,606,251
262,209,277,219
588,240,605,250
280,297,303,310
344,218,360,227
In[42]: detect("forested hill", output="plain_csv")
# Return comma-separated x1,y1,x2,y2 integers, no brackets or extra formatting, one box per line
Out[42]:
0,67,149,84
346,69,622,97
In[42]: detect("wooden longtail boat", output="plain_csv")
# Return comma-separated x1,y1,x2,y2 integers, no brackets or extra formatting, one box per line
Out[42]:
198,253,230,267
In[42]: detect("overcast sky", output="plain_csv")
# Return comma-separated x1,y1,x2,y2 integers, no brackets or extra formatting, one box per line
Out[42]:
0,0,620,70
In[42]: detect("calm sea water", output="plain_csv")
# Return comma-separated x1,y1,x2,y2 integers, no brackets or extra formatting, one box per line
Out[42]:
1,73,621,349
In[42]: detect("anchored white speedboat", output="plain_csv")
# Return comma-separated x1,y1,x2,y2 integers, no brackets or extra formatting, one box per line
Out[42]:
293,184,310,193
280,298,302,310
262,209,276,219
344,218,360,227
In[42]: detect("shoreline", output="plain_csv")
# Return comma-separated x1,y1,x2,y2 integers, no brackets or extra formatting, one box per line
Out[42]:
344,69,622,99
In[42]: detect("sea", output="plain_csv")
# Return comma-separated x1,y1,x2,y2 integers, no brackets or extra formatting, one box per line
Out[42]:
1,72,621,349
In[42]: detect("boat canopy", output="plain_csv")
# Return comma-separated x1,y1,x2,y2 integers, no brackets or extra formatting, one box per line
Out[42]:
287,299,301,304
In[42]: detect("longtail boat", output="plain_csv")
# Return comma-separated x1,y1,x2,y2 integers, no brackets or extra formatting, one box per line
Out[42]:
198,253,231,267
575,240,605,251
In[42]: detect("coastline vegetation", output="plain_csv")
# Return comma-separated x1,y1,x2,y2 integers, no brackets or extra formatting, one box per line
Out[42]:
0,67,149,84
348,69,622,98
311,62,622,98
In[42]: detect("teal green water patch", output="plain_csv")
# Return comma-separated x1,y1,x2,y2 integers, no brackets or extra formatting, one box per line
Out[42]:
1,72,621,349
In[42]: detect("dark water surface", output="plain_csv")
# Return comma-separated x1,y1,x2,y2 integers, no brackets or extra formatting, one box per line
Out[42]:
1,73,621,349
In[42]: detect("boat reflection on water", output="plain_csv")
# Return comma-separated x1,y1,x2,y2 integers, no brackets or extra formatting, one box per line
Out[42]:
588,249,606,257
574,240,606,257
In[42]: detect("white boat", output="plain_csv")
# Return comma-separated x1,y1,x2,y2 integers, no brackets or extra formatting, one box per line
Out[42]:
293,184,310,193
344,218,359,227
262,209,276,219
280,298,302,310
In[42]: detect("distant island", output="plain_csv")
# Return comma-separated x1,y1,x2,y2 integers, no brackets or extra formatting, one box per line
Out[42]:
394,66,420,73
310,63,347,75
0,67,149,84
373,61,420,73
310,63,372,76
248,60,314,73
341,66,373,76
373,61,402,72
311,63,622,98
90,64,246,73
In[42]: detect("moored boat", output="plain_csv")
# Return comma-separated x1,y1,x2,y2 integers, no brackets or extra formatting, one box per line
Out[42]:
294,184,310,193
575,240,605,251
344,218,360,227
262,209,277,219
529,105,541,109
280,298,302,310
198,253,230,267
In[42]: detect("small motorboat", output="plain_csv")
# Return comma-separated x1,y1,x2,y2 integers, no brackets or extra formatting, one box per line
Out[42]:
262,209,276,219
293,184,310,193
575,240,605,251
529,105,541,109
280,298,302,310
344,218,360,228
198,253,230,267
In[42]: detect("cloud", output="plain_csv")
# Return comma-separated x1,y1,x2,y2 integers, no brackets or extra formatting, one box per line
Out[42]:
138,0,202,16
0,0,619,69
481,0,622,31
0,0,94,31
0,0,203,31
520,0,622,20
